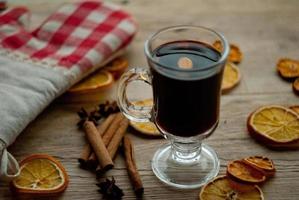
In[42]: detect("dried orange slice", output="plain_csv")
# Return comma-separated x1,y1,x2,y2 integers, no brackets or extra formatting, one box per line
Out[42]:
293,78,299,95
11,154,68,196
243,156,275,178
68,70,114,94
289,105,299,115
227,177,260,193
213,40,243,64
247,105,299,149
199,176,264,200
130,99,161,137
221,62,241,93
277,58,299,79
104,57,129,79
227,160,266,185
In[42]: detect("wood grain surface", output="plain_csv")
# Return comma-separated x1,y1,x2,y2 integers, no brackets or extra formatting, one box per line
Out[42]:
1,0,299,199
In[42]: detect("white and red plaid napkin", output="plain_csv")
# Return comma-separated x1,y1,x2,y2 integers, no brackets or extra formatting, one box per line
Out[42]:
0,1,137,180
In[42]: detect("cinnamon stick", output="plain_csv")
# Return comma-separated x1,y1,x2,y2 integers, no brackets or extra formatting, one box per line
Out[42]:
78,143,92,168
83,121,113,171
107,118,129,159
123,135,144,197
98,113,118,136
86,114,117,169
96,117,129,175
102,113,125,145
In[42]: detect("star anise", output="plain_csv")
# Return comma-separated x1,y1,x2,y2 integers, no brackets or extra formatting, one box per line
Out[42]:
98,101,120,117
77,107,102,129
77,101,119,129
97,177,124,200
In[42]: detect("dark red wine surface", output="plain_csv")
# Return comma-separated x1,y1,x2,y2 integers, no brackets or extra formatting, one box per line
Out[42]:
149,40,223,137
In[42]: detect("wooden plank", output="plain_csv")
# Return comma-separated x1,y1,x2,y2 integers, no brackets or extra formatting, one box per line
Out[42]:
1,93,298,199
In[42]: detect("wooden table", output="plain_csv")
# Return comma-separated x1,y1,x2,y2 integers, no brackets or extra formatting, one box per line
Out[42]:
1,0,299,199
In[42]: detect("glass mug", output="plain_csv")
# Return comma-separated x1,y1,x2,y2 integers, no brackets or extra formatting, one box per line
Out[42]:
117,25,229,189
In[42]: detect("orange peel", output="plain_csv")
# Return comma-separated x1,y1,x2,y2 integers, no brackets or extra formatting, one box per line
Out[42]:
104,57,128,80
243,156,275,178
213,40,243,64
293,78,299,96
68,70,114,94
221,62,241,93
130,99,161,137
199,176,264,200
277,58,299,79
11,154,69,196
226,160,266,185
289,105,299,115
247,105,299,149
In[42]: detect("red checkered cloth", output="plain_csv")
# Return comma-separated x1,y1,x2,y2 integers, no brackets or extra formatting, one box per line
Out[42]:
0,1,137,72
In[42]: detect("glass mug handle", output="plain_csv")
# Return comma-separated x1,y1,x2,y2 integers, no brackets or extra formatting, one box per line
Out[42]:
117,68,153,122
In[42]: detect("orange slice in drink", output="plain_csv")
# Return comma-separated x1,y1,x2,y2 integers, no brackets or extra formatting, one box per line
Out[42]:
227,160,266,185
293,78,299,95
247,105,299,149
130,99,161,137
68,70,113,94
213,40,243,64
277,58,299,79
243,156,275,178
11,154,69,196
199,176,264,200
222,62,241,93
289,105,299,115
104,57,129,79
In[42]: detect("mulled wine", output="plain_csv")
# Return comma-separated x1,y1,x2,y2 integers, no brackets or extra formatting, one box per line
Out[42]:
149,41,224,137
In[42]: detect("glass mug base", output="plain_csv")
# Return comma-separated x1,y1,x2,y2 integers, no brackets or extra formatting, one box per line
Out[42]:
151,143,220,189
